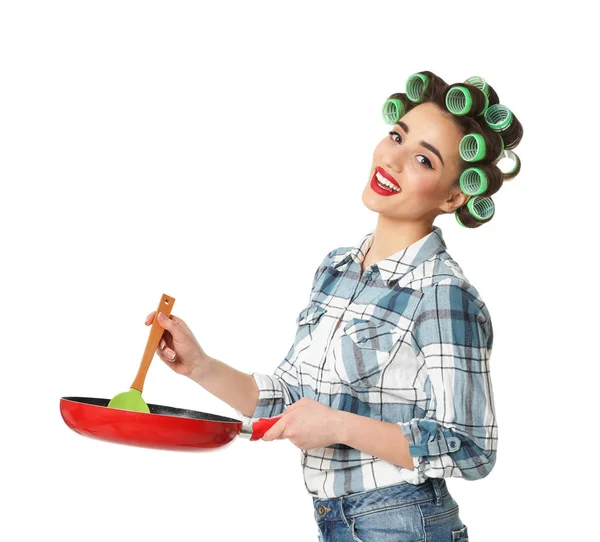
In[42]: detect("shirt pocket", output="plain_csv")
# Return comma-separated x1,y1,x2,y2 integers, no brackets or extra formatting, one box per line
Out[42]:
338,318,401,388
294,303,327,351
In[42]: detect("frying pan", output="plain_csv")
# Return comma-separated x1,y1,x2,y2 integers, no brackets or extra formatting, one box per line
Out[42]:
60,396,282,451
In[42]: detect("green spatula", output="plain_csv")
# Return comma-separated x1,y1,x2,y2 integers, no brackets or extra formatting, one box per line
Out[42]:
108,293,176,413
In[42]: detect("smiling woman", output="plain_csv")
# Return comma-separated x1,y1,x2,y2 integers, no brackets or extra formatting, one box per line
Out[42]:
367,70,523,232
136,70,525,542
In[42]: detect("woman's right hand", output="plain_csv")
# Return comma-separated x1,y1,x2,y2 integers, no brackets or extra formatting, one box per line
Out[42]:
145,311,210,379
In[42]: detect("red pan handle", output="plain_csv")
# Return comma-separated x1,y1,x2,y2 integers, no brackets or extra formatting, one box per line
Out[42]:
250,415,283,441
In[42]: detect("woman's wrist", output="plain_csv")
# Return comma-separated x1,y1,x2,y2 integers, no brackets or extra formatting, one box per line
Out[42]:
334,409,352,444
187,354,213,384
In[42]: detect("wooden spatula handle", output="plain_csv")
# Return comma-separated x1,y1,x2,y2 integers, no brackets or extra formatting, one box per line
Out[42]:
131,293,176,392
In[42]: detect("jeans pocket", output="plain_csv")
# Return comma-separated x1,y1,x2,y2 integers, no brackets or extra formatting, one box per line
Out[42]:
349,505,425,542
420,499,466,542
452,524,469,541
349,518,364,542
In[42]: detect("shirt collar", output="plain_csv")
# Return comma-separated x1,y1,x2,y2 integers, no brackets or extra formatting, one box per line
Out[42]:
332,225,447,286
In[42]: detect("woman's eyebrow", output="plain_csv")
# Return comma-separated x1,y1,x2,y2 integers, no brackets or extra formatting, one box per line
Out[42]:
397,121,445,167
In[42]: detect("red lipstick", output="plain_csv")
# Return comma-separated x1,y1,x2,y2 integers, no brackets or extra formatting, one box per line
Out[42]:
370,166,402,196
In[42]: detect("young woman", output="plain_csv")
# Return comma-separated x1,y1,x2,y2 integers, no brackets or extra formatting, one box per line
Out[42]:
145,70,523,541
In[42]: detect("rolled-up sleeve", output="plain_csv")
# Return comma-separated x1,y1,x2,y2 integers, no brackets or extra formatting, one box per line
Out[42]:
397,281,497,481
234,252,332,421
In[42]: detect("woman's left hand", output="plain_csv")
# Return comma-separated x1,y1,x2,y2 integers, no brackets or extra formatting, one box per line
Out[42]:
262,397,343,449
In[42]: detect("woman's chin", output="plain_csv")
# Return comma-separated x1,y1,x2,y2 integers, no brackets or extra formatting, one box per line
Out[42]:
362,185,396,212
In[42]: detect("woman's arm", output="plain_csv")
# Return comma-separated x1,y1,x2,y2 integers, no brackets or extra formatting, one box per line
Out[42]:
397,281,497,481
335,411,415,471
190,251,334,420
189,356,260,418
237,252,333,420
332,281,496,480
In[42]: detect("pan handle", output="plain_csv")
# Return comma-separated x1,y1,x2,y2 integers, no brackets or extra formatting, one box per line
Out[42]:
241,415,283,441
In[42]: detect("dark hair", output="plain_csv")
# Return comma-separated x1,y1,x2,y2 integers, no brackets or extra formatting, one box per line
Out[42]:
384,70,524,228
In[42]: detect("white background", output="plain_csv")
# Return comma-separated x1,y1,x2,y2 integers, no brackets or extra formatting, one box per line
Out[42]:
1,1,598,540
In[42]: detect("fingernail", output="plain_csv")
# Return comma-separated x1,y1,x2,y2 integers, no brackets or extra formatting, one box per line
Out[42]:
169,352,176,360
160,340,166,350
158,312,165,320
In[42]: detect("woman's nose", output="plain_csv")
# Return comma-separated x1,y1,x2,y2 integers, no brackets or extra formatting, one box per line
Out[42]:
383,154,404,174
383,145,407,173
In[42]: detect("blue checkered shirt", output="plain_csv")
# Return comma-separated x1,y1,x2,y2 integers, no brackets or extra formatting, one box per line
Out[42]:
242,225,497,498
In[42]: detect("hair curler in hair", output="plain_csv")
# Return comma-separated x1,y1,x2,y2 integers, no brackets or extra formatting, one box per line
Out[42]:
464,76,490,97
459,132,504,162
494,149,521,180
455,196,495,227
460,168,489,196
445,85,489,116
468,196,495,220
405,73,430,103
381,98,406,125
485,104,513,132
459,134,487,161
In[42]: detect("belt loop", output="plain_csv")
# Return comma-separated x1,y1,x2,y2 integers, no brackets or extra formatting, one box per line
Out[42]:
431,477,443,506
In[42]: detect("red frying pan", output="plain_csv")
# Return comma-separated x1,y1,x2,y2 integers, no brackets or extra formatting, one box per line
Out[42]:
60,396,282,451
60,292,282,451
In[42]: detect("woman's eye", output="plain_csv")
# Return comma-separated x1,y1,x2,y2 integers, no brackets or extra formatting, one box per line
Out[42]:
417,156,433,169
389,130,402,143
388,130,434,170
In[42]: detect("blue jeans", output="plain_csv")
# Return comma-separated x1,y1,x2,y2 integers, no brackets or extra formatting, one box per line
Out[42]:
312,478,469,541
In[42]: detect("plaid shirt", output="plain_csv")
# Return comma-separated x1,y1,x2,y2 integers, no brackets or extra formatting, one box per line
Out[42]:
242,225,497,498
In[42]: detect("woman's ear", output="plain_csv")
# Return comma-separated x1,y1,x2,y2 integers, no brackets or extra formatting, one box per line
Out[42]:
443,186,471,214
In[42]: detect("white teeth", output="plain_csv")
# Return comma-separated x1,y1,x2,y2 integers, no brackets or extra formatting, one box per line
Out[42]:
375,171,401,192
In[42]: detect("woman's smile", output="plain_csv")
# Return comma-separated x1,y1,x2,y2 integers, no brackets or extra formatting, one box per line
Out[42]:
370,166,402,196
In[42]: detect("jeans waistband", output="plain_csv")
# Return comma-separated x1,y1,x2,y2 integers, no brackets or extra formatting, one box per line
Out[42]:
312,478,448,522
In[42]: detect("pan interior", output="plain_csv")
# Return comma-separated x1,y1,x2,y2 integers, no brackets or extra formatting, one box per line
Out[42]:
62,396,241,423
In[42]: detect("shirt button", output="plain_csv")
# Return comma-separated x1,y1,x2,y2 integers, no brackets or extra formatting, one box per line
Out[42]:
358,337,367,344
450,440,456,448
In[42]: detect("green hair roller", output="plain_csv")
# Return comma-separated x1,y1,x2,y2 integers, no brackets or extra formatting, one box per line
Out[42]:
468,196,495,221
465,76,490,114
485,104,513,132
406,73,430,103
454,196,495,226
382,98,405,125
459,133,486,162
445,86,473,115
460,168,488,196
464,76,489,96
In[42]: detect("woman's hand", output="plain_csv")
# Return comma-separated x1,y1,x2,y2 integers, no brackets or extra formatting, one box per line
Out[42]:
145,311,210,379
262,398,344,449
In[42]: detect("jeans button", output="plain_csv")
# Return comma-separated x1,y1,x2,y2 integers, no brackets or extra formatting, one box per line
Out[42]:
317,504,330,517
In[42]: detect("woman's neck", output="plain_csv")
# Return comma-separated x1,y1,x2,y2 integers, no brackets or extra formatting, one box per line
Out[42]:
364,216,434,268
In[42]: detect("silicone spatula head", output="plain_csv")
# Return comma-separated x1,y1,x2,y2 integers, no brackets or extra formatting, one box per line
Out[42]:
107,387,150,413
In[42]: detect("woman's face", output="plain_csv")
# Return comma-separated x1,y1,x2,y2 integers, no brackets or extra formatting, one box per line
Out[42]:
363,102,469,223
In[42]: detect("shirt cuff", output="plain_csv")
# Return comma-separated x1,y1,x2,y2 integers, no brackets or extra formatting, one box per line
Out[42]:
236,372,288,420
398,419,462,457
